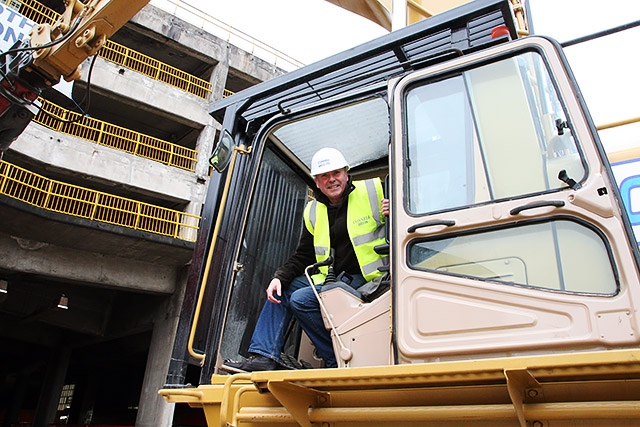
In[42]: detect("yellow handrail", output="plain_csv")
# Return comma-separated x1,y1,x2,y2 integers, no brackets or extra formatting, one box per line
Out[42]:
7,0,58,23
0,160,200,241
99,41,212,99
34,98,198,172
187,144,252,363
4,0,213,99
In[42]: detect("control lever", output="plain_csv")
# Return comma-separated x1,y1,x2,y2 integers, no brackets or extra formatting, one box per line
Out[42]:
312,253,334,269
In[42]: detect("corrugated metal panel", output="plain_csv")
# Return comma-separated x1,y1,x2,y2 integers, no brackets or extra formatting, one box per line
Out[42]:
218,148,309,361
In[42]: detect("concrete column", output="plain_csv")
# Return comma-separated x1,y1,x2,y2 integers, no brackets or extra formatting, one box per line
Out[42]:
194,58,229,180
32,346,71,427
209,60,230,101
2,369,31,427
135,269,188,427
194,124,218,180
75,374,98,424
181,196,206,242
188,123,216,242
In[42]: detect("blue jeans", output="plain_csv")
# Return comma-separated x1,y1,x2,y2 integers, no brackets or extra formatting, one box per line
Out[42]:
249,273,366,368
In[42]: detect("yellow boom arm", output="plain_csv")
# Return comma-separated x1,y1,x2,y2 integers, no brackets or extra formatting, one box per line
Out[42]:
29,0,150,84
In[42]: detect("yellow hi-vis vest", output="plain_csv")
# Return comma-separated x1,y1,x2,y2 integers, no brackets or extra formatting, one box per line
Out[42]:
303,178,388,284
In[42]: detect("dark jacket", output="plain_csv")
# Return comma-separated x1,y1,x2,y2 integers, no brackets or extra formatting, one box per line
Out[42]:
272,178,361,288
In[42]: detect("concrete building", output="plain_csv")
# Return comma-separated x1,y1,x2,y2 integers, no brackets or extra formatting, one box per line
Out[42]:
0,1,286,426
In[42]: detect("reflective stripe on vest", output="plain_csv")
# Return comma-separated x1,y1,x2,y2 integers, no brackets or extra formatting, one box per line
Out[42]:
303,178,388,283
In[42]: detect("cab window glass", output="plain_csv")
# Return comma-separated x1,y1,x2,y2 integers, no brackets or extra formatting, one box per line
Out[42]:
409,220,617,295
405,51,585,215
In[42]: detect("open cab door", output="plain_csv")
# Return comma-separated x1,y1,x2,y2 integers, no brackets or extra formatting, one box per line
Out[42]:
390,36,640,363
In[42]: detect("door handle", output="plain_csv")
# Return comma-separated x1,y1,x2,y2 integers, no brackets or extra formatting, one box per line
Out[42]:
510,200,565,216
407,219,456,233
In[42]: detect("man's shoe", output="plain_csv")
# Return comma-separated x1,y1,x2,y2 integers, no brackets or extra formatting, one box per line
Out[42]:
279,353,312,370
221,355,280,373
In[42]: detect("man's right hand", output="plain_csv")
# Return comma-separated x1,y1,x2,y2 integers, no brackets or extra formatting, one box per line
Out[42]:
266,278,282,304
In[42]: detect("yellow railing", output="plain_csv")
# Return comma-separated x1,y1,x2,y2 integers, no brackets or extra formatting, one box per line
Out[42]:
223,89,234,98
7,0,57,23
0,160,200,242
99,41,212,99
5,0,213,99
34,98,198,172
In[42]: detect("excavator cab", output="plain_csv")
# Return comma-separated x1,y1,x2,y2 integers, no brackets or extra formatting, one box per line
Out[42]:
161,2,640,425
205,35,640,374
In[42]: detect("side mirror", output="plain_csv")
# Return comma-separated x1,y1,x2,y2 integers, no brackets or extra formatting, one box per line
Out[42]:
209,130,234,172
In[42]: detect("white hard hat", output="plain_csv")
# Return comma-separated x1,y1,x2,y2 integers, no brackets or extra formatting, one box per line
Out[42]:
310,148,349,176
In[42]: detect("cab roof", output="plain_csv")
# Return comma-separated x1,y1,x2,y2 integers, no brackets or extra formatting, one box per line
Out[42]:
209,0,518,126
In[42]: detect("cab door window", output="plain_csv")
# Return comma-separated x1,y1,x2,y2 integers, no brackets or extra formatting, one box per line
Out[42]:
405,51,585,215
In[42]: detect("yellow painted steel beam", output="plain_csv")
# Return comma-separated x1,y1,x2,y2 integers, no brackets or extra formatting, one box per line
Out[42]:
244,348,640,391
325,0,528,34
325,0,477,30
225,402,638,423
608,146,640,164
325,0,392,30
598,115,640,131
160,349,640,426
167,388,640,425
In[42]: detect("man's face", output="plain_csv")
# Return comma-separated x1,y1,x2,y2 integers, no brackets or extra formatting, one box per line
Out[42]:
314,168,349,205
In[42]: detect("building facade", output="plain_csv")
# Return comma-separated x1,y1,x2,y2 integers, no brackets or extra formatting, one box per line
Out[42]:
0,1,286,426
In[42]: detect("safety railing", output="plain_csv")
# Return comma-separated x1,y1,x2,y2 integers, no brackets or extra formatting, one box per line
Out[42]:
6,0,57,23
4,0,213,99
34,98,198,172
0,160,200,242
99,40,212,99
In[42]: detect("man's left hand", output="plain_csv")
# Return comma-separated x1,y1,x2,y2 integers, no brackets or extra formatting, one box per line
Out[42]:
382,198,390,216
